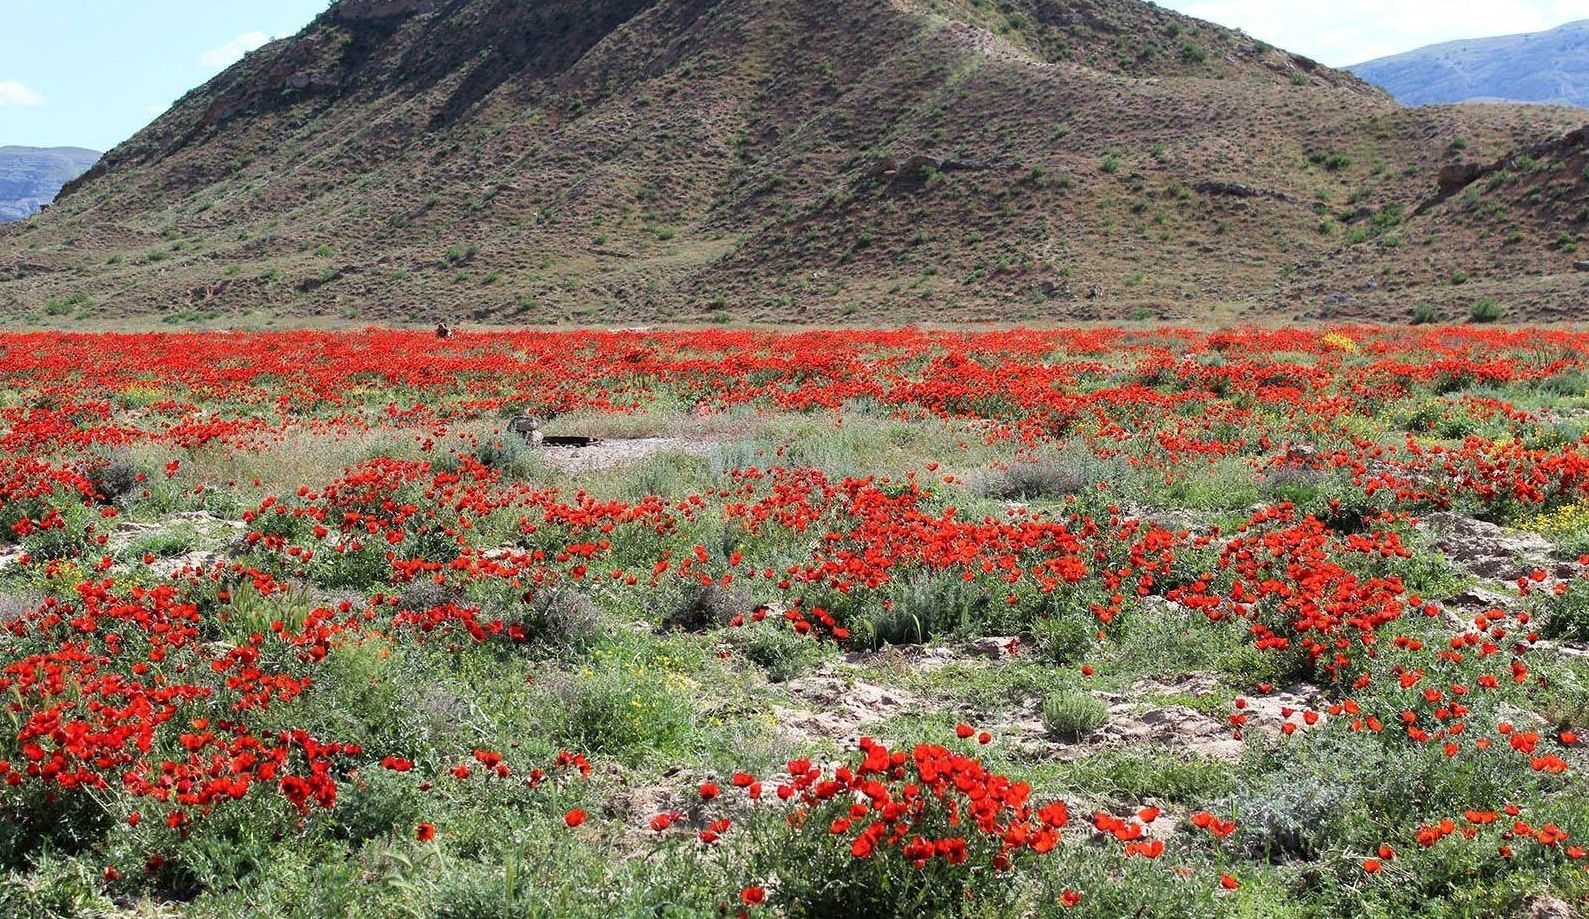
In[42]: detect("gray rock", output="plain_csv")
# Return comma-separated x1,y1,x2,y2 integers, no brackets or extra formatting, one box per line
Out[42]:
776,676,927,745
1100,705,1244,761
1419,512,1568,583
967,636,1022,659
1521,894,1576,919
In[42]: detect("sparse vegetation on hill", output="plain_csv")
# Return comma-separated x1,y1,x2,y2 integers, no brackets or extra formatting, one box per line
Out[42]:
0,0,1584,325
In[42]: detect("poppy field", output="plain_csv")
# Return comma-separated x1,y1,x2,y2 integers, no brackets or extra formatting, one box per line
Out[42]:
0,326,1586,918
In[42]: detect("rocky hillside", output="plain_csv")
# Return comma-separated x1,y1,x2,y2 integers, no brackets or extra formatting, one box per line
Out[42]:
1352,21,1589,108
0,147,100,223
0,0,1585,325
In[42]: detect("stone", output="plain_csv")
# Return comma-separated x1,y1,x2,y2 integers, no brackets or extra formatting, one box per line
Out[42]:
896,154,940,179
1419,512,1568,583
1195,180,1259,198
1240,685,1328,738
1437,162,1485,194
967,636,1022,659
1521,895,1575,919
534,437,713,473
1535,640,1589,661
153,551,224,578
505,416,543,445
776,676,926,744
1100,705,1244,761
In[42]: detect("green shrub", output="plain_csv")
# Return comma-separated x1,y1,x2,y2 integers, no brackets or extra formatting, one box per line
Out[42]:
472,436,540,479
43,292,93,316
127,529,197,560
545,657,695,763
1042,691,1108,739
324,768,423,845
86,449,142,503
729,618,823,682
1032,611,1093,664
662,581,749,632
976,451,1128,501
513,587,604,652
1468,299,1504,323
1540,371,1588,398
0,852,115,917
1539,578,1589,641
861,572,989,647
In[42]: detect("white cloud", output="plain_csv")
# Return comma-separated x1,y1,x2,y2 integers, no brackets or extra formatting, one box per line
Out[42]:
198,31,271,71
0,79,44,108
1160,0,1589,65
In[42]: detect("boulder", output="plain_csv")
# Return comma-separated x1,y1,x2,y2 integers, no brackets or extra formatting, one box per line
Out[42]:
1438,162,1485,194
1419,512,1569,583
1195,180,1259,198
1521,895,1576,919
897,154,940,180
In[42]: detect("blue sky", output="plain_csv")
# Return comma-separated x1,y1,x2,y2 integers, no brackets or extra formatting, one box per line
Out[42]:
1160,0,1589,67
2,1,325,151
4,1,1589,153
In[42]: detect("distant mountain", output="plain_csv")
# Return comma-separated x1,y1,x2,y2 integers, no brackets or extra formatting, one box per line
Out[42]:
1351,20,1589,107
0,147,101,223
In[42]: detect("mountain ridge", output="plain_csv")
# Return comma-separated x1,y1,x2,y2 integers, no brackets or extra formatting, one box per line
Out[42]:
3,0,1586,325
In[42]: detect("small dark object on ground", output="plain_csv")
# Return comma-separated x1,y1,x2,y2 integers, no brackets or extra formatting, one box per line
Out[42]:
504,416,596,448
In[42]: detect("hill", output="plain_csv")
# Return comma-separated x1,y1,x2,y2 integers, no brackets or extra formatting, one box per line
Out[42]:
0,0,1585,325
1351,21,1589,108
0,147,101,223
